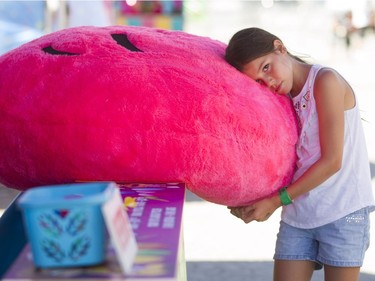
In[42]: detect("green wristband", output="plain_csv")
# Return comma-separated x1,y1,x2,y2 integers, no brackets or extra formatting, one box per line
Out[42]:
279,187,293,206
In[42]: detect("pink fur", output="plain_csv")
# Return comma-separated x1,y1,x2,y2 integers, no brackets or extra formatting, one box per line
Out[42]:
0,26,298,206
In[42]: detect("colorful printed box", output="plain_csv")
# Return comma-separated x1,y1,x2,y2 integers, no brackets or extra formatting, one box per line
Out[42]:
4,182,186,281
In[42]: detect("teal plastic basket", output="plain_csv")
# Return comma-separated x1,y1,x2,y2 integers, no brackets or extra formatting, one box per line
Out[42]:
17,182,116,268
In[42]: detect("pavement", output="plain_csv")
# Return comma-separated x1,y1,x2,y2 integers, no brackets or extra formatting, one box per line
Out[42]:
1,1,375,280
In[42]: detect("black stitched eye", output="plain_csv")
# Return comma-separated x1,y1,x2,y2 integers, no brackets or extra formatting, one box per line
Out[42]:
111,34,143,52
42,46,79,56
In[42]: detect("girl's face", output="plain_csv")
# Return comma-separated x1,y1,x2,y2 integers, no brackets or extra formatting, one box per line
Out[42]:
242,40,293,95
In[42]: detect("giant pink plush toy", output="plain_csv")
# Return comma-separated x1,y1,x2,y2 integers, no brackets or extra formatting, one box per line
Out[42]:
0,26,298,206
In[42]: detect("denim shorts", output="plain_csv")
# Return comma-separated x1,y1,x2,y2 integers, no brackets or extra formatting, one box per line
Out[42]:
274,207,371,270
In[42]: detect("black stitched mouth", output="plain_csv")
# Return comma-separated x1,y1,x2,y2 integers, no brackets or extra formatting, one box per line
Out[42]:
42,33,143,55
42,46,79,56
111,34,143,52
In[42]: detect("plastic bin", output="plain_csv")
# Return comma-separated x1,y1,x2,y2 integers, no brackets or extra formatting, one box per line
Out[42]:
17,182,116,268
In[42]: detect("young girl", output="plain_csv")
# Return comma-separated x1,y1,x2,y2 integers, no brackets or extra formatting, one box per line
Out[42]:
225,27,375,281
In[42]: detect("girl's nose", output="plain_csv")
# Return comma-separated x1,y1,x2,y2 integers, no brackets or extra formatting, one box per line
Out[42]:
265,76,275,89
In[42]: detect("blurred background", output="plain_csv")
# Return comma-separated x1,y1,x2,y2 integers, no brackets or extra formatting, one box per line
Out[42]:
1,0,375,57
1,0,375,280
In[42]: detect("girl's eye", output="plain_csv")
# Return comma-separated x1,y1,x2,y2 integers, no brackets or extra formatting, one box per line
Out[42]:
263,64,270,72
256,79,264,85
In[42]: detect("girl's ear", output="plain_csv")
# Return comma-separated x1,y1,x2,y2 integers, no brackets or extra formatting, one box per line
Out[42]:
273,40,286,53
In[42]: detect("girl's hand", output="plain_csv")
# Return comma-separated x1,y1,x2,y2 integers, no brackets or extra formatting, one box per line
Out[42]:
228,196,281,223
228,205,255,223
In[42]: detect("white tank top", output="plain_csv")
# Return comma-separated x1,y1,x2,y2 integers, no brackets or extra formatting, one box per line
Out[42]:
282,64,375,229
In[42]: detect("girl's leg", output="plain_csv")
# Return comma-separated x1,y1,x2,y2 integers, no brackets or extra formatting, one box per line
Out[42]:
324,265,360,281
273,260,315,281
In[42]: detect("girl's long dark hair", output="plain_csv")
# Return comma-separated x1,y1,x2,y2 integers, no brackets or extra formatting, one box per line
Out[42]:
225,27,306,71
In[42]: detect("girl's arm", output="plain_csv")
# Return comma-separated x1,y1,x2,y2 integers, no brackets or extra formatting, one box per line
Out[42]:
230,68,348,223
